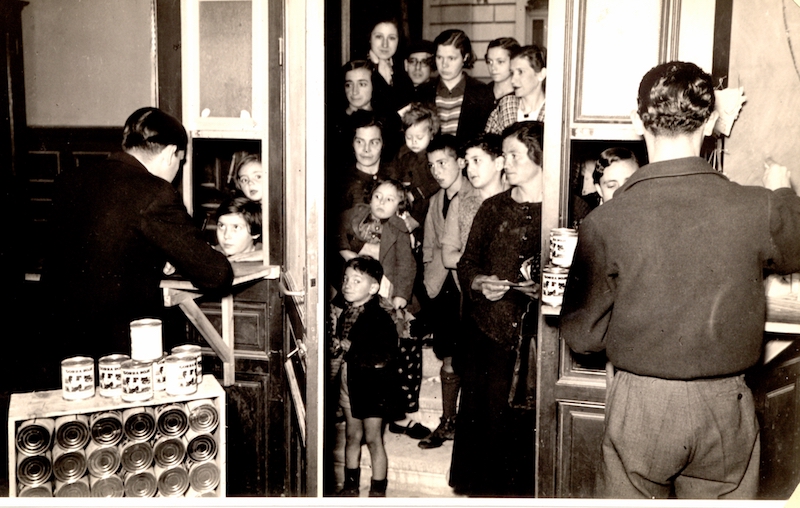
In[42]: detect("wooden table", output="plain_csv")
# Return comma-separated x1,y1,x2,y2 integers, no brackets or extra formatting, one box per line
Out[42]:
161,262,280,386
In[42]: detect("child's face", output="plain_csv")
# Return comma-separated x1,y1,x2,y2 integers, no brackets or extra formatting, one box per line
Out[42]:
464,146,502,190
435,44,466,82
237,161,263,202
404,121,433,154
341,267,379,306
370,182,402,219
485,47,512,84
353,126,383,167
427,149,461,190
216,213,256,257
344,68,373,111
595,159,638,204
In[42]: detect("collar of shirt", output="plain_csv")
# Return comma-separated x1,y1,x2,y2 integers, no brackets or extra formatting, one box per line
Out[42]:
437,73,466,98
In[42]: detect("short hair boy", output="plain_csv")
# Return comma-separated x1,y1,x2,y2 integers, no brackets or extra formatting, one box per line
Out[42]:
592,147,639,204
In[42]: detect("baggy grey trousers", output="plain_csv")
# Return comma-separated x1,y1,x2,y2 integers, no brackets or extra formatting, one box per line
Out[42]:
601,370,760,499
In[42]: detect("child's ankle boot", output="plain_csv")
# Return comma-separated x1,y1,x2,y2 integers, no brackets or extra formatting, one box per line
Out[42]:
338,467,360,496
369,478,388,497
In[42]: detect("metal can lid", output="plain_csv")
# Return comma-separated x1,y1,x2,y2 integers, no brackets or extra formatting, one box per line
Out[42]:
61,356,94,368
130,318,162,328
99,354,130,366
171,344,201,354
121,359,152,369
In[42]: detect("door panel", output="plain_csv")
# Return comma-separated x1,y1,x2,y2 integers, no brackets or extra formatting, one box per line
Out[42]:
557,402,605,498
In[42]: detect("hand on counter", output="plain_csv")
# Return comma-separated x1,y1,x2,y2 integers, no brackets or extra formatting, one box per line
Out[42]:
763,158,793,191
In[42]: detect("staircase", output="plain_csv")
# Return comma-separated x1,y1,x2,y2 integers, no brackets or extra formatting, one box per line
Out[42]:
332,345,462,498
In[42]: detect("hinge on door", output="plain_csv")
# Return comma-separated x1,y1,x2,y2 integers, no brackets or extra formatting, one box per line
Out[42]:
279,37,284,67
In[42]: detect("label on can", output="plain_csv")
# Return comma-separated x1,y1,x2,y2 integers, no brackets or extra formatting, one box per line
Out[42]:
61,356,95,401
164,354,198,396
171,344,202,380
542,265,570,307
549,228,579,268
153,354,167,392
98,354,129,398
121,359,154,402
130,318,163,361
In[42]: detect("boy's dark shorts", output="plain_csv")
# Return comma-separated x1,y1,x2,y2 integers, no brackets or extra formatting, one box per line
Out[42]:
429,273,461,360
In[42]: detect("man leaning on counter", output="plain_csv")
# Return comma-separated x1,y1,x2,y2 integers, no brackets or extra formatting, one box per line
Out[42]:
38,107,233,387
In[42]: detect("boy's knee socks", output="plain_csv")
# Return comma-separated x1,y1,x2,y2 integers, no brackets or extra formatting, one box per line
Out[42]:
440,367,460,420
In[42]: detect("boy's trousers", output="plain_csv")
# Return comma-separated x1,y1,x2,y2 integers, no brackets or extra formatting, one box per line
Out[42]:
602,370,760,499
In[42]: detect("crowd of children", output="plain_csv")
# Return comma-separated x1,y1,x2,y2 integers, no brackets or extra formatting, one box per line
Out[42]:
325,17,633,498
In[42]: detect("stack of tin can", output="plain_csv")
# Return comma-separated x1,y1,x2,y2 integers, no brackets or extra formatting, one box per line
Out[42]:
15,400,220,497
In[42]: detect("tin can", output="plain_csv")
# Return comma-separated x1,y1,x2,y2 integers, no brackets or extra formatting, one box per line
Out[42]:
155,463,189,497
54,476,90,497
51,443,87,482
119,437,154,474
89,473,124,497
130,318,163,361
164,354,198,396
89,410,123,446
171,344,202,380
153,354,168,392
153,433,187,468
98,354,129,398
122,406,156,442
186,427,217,462
187,459,220,494
16,418,54,456
85,440,120,478
18,481,52,497
542,265,570,307
54,414,90,451
156,403,189,438
123,466,157,497
549,228,579,268
16,450,52,487
121,359,154,402
187,399,219,433
61,356,95,400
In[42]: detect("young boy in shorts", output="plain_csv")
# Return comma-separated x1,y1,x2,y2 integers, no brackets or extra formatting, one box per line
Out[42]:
330,256,400,497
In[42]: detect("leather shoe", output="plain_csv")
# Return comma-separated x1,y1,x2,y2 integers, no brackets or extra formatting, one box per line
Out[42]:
418,417,455,449
388,421,431,440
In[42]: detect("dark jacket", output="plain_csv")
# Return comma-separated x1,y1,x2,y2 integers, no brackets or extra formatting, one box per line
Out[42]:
560,157,800,379
43,152,233,358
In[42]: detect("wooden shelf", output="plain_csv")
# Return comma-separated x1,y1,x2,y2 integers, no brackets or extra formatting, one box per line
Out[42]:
8,375,226,498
